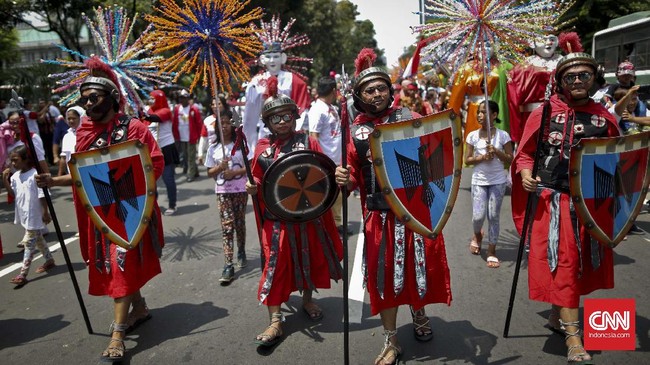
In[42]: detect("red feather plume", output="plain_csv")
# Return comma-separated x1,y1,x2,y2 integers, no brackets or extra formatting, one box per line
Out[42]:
558,32,583,54
354,48,377,76
84,56,121,91
265,75,279,98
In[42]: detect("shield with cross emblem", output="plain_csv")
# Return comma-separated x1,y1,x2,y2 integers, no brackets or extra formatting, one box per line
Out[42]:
368,109,462,238
68,140,157,250
569,131,650,248
262,150,339,223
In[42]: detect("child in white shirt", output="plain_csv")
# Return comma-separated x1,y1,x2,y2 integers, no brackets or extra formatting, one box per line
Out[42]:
2,145,54,286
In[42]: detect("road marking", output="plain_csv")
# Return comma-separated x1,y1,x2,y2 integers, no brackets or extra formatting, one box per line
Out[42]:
348,227,366,323
0,236,78,278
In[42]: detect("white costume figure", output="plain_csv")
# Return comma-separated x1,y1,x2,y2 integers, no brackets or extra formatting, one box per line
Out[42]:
243,16,312,158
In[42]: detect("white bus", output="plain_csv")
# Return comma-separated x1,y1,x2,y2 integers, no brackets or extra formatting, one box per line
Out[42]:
592,11,650,84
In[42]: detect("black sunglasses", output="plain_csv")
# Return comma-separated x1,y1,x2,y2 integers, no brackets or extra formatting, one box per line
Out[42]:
562,72,593,84
362,84,389,96
77,92,106,106
269,113,294,125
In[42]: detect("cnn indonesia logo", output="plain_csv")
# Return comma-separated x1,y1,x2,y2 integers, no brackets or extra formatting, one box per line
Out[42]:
584,298,635,351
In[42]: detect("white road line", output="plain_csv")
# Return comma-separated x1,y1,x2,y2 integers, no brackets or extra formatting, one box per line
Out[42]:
0,236,79,278
348,227,366,323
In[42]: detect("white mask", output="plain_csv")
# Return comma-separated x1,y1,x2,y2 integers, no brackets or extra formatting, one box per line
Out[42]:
260,52,287,76
534,35,558,59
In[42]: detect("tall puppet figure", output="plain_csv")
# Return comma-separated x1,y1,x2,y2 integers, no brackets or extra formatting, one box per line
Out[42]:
335,49,452,365
37,57,164,362
246,76,343,347
242,15,311,157
506,34,561,145
448,46,509,141
511,39,620,364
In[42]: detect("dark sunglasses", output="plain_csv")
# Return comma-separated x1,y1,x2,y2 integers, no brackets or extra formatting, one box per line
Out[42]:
362,84,389,96
77,92,106,106
269,113,294,125
562,72,593,84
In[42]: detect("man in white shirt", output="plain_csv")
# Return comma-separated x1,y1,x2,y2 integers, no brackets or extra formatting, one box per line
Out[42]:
308,76,349,234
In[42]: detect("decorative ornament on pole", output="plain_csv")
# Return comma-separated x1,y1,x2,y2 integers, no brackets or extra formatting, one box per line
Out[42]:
42,5,173,112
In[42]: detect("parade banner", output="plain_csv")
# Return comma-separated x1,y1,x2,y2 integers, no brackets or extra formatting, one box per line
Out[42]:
569,131,650,247
69,140,156,250
369,109,462,238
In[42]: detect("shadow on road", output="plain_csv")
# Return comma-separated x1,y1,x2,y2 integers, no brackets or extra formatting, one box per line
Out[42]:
162,226,219,262
0,315,71,350
121,301,228,362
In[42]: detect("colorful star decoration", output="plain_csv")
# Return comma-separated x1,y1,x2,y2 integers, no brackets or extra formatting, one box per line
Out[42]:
42,5,173,111
250,14,312,80
412,0,574,73
144,0,263,95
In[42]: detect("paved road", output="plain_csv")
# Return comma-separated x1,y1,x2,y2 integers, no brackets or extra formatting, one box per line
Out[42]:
1,166,649,364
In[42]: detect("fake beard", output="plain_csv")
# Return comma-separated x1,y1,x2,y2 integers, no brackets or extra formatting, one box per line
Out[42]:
87,98,114,121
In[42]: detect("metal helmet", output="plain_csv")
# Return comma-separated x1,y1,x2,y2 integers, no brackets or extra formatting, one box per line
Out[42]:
352,66,393,113
262,94,299,123
80,76,121,104
554,52,599,85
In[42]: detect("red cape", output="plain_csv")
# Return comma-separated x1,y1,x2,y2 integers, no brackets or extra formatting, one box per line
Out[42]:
511,95,620,234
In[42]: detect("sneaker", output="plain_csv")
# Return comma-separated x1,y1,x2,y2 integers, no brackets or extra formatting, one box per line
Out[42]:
164,207,176,216
237,252,247,268
219,265,235,284
627,224,644,235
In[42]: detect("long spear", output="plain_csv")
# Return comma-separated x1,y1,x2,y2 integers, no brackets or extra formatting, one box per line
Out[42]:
9,90,93,334
338,65,352,365
503,81,552,337
233,126,265,267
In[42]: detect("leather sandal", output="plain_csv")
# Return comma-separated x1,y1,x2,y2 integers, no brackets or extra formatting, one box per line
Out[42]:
255,312,283,347
126,297,152,334
410,306,433,342
560,319,594,364
100,322,128,363
374,329,401,365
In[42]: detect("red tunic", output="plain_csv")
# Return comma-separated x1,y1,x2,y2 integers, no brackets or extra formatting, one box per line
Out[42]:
74,114,165,298
506,65,552,143
347,108,452,315
512,95,620,307
251,133,343,306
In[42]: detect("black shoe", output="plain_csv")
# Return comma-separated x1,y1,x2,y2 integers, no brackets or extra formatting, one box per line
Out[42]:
627,224,644,235
237,252,247,268
219,265,235,284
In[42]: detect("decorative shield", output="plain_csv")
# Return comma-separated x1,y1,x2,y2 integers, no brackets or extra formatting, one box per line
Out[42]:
369,109,462,238
68,140,157,250
262,150,338,223
569,131,650,248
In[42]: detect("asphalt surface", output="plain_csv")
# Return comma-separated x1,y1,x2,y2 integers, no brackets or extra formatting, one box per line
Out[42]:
1,165,649,365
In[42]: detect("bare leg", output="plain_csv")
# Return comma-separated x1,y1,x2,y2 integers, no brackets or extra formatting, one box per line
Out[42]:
375,307,401,365
101,294,132,359
559,306,592,363
302,289,323,320
255,305,283,345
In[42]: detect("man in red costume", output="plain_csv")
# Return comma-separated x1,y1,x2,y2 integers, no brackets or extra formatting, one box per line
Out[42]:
37,56,164,362
242,41,310,157
506,34,561,145
246,76,342,348
511,48,620,364
335,49,452,365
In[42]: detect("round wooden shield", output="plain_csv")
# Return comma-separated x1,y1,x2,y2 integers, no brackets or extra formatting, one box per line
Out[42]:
262,150,338,223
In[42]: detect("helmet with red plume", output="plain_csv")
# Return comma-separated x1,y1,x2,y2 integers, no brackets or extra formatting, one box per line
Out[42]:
352,48,393,112
261,75,299,123
79,56,124,111
554,32,598,86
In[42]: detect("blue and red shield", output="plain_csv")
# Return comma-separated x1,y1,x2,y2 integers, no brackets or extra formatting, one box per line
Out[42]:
569,131,650,247
369,109,462,238
68,140,156,250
